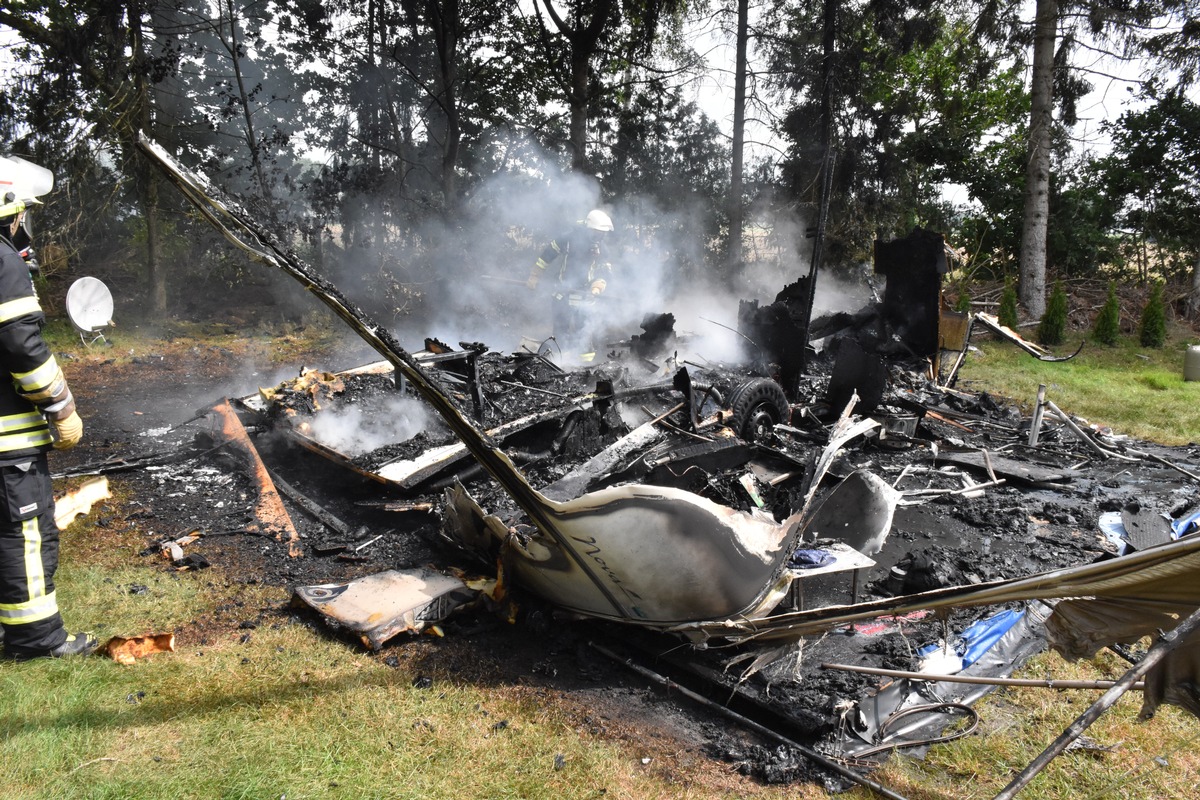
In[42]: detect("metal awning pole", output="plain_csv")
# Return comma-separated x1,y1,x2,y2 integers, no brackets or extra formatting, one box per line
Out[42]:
992,604,1200,800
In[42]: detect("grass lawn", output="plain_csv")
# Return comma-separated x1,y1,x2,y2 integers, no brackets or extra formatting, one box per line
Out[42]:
956,326,1200,445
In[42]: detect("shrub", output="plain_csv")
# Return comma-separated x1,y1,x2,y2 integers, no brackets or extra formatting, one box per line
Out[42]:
1037,281,1068,345
1092,282,1121,346
953,289,972,314
1139,282,1167,348
998,277,1019,329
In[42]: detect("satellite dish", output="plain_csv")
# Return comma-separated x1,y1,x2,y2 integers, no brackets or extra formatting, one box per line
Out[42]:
65,277,114,346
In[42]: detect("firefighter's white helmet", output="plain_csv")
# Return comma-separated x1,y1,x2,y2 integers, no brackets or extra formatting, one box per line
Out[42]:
584,209,613,232
0,156,53,219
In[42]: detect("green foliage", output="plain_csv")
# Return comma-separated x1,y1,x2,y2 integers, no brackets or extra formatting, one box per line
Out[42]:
1096,90,1200,282
1092,282,1121,345
998,277,1019,329
1037,281,1068,345
769,3,1028,265
1047,160,1122,277
1139,282,1167,348
953,288,972,313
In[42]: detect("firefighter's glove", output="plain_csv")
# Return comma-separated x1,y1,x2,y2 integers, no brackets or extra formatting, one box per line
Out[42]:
590,279,607,296
526,267,542,290
50,409,83,450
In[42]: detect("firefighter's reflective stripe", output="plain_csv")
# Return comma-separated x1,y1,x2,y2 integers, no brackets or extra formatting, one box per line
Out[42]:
0,517,57,625
534,240,564,274
0,411,44,433
0,417,52,452
0,590,57,624
0,295,41,324
11,356,61,395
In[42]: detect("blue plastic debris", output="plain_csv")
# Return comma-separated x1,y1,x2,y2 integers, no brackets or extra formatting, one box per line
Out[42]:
918,608,1026,669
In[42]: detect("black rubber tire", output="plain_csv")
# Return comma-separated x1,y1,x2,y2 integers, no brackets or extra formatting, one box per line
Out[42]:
728,378,790,442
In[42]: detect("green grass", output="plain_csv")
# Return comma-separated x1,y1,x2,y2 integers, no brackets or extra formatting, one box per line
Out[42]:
3,586,780,800
41,310,348,369
958,327,1200,445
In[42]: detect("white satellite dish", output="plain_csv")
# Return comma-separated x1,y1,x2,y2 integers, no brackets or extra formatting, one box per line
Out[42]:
65,277,114,346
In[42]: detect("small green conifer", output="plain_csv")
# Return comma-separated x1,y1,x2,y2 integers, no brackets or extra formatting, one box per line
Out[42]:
1092,282,1121,346
998,277,1019,329
1139,282,1167,348
1037,281,1068,346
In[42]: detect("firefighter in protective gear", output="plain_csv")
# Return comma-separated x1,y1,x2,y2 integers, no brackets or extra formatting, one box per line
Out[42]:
0,162,93,660
526,209,614,344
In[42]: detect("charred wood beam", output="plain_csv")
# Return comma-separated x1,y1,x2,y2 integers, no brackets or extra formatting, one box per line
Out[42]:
208,400,302,558
267,469,356,538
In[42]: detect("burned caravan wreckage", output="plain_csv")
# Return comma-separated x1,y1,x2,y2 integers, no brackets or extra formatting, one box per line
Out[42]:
140,137,1200,789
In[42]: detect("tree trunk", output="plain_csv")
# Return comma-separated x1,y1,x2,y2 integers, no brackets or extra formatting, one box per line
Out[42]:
144,171,166,313
537,0,614,174
1018,0,1056,319
224,0,274,215
130,1,167,315
727,0,749,269
1189,251,1200,318
568,46,591,172
428,0,461,209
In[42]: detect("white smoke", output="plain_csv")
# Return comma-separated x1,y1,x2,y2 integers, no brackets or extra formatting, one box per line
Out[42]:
318,131,877,367
304,394,435,456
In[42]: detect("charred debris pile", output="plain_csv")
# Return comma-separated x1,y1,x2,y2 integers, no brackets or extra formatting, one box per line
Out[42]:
181,227,1194,784
128,140,1200,794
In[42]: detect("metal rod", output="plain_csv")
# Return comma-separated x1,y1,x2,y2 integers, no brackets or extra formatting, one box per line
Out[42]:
1044,400,1137,462
1028,384,1046,447
992,605,1200,800
589,642,911,800
1141,452,1200,483
1043,400,1114,460
821,662,1145,691
495,379,569,399
902,478,1006,498
1104,443,1200,484
354,534,384,553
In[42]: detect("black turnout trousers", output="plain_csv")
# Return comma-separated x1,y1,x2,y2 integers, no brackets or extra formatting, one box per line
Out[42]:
0,455,66,652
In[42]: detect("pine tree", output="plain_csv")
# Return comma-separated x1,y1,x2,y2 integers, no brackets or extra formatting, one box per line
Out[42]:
1092,282,1121,345
1139,282,1167,348
998,277,1019,329
1037,281,1068,345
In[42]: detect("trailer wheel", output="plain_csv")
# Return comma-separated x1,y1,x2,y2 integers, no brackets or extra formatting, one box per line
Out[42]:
728,378,789,442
